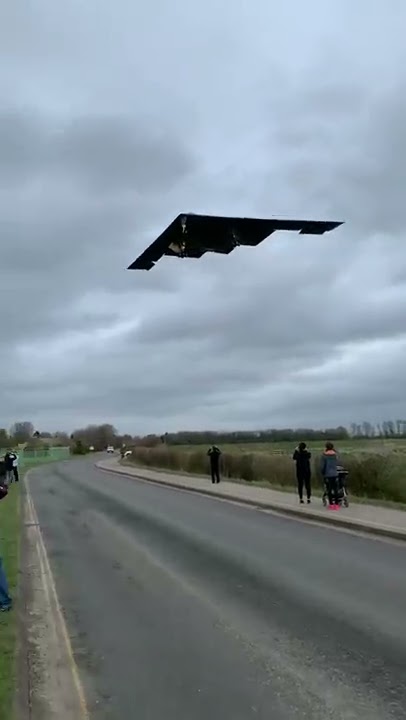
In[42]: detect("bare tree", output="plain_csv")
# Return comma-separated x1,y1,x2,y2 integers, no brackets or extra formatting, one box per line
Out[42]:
10,421,34,443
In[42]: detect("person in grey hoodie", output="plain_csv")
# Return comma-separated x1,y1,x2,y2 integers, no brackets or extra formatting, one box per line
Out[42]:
320,442,339,509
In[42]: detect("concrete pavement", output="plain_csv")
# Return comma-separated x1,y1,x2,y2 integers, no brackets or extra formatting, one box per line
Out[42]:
25,457,406,719
97,457,406,541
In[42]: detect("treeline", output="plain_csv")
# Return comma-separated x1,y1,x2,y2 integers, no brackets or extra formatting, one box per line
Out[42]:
5,419,406,454
350,421,406,438
1,421,132,454
144,421,406,446
62,424,354,453
0,421,70,449
70,424,135,452
156,427,350,446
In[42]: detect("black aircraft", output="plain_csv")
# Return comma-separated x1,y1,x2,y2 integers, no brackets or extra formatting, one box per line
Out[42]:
127,213,343,271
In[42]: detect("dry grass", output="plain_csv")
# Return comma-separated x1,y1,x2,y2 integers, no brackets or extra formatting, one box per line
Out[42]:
127,445,406,504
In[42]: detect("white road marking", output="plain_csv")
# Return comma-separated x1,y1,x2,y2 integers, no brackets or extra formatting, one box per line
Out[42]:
25,470,89,719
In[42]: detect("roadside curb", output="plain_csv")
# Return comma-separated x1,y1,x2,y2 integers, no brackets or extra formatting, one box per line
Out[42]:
16,475,32,720
95,462,406,543
22,470,90,719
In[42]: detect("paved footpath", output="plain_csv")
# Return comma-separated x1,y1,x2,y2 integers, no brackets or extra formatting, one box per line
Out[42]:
97,457,406,541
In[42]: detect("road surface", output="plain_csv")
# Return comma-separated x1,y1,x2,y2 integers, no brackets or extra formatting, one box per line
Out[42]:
27,458,406,719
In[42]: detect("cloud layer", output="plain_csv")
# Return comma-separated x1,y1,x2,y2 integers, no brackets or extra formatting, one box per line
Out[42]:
1,0,406,433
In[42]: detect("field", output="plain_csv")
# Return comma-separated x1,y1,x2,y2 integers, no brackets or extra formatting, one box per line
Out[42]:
127,438,406,505
171,438,406,455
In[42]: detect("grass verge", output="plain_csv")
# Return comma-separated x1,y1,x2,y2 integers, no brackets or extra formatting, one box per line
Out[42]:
124,446,406,505
0,460,51,719
122,458,406,512
0,479,21,720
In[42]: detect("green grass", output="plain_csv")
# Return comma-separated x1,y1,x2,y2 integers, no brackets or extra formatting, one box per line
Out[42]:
0,459,60,719
0,480,21,720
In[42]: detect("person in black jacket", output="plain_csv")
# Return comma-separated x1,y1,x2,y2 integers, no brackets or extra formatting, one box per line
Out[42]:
292,442,312,504
0,554,12,611
0,486,12,611
4,449,18,485
207,445,221,484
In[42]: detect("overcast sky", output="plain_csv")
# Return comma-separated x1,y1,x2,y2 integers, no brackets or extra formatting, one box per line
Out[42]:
1,1,405,435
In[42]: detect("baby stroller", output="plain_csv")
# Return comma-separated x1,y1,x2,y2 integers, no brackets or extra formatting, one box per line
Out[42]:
322,465,349,507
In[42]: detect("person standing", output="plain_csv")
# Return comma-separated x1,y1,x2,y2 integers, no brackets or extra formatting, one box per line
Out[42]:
11,451,19,483
207,445,221,484
293,442,312,504
0,485,12,611
320,442,339,510
0,555,12,612
4,449,17,486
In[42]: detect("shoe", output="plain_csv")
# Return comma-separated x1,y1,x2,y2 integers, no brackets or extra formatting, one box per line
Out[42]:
0,604,12,612
307,499,311,504
300,499,304,504
328,504,335,510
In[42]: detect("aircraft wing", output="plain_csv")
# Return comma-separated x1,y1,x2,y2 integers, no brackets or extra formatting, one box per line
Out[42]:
127,213,343,270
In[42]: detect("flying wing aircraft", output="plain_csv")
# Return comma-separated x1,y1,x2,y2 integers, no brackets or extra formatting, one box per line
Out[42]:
127,213,344,271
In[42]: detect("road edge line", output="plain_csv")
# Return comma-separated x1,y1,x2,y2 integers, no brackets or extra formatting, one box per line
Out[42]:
24,469,90,719
95,462,406,543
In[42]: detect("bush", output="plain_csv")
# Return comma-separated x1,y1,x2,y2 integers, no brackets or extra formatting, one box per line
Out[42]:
126,446,406,504
70,440,88,455
342,454,406,503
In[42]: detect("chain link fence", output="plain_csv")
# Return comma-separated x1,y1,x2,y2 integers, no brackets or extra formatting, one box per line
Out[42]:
0,446,71,467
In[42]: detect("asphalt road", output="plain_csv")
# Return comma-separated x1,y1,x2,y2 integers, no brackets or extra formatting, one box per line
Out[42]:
27,458,406,720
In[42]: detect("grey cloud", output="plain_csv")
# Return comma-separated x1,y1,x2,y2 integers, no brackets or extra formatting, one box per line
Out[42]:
7,332,405,433
271,79,406,234
0,110,192,349
56,116,195,193
0,109,195,192
0,111,46,184
135,234,406,359
1,0,406,434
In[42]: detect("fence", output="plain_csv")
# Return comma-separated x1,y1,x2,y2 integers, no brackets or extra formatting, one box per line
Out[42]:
0,446,71,467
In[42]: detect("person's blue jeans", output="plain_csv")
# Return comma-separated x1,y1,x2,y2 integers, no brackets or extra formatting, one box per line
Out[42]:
0,555,12,609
